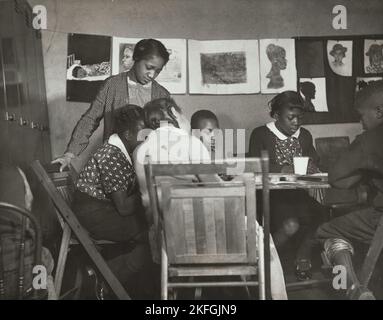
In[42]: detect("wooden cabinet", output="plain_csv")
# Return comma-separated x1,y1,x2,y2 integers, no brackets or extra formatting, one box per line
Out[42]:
0,0,51,170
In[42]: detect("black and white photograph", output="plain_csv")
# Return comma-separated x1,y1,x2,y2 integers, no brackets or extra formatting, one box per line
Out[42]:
356,76,383,92
66,33,111,102
299,78,328,112
1,0,383,306
364,39,383,74
326,40,353,77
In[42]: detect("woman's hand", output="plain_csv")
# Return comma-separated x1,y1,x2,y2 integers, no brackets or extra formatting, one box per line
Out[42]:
51,152,75,172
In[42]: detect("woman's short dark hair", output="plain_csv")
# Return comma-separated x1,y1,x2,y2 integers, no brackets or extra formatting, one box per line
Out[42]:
113,104,145,135
143,97,181,129
190,110,219,129
133,39,170,65
269,91,304,117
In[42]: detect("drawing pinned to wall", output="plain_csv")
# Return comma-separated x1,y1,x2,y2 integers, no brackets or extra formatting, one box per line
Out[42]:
356,77,383,92
188,40,260,94
111,37,142,75
66,33,111,102
259,39,297,94
326,40,352,76
112,37,187,94
200,52,247,84
364,40,383,74
155,39,186,94
299,77,328,112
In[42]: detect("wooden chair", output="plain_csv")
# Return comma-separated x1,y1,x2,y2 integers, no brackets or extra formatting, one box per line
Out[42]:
315,137,367,217
360,212,383,291
144,154,271,300
30,160,130,300
0,202,43,299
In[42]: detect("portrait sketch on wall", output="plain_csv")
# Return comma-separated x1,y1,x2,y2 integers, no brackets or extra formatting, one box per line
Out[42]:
154,39,187,94
188,40,260,94
260,39,296,94
112,37,187,94
66,33,111,102
111,37,142,75
364,39,383,74
299,78,328,112
326,40,352,77
356,77,383,92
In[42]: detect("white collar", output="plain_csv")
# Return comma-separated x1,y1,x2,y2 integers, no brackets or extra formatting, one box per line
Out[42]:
127,75,152,89
107,133,132,164
266,121,300,140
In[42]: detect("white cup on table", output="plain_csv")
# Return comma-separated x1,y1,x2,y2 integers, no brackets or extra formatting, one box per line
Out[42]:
293,157,309,175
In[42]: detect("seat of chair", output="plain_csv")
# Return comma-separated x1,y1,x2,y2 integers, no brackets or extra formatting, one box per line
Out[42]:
169,265,258,277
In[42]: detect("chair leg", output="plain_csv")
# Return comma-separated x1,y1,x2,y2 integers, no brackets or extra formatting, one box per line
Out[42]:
54,223,72,297
71,266,83,300
194,287,202,300
161,235,168,300
257,226,266,300
168,288,178,300
240,275,251,299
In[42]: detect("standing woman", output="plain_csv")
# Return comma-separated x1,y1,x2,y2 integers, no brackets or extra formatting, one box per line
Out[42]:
248,91,327,280
53,39,170,170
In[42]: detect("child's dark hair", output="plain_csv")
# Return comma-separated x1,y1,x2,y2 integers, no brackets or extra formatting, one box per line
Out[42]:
190,110,219,129
133,39,170,65
143,97,181,129
269,91,304,117
113,104,145,135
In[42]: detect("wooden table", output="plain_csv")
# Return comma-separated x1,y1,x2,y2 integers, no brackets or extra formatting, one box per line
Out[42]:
258,173,332,294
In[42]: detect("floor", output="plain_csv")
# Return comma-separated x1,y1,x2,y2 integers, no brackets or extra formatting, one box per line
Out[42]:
58,237,383,300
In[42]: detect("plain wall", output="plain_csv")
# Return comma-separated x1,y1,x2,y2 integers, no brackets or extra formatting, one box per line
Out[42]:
28,0,383,170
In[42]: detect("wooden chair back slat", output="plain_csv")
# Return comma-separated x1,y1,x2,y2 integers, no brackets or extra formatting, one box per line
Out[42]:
145,153,271,298
160,176,256,265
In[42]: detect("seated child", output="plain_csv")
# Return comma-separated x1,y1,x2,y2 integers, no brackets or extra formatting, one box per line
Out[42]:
248,91,328,280
71,104,151,296
191,109,220,157
316,81,383,300
191,109,233,181
134,98,288,300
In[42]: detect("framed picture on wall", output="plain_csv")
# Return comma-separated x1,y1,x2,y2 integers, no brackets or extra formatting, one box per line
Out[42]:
356,76,383,92
66,33,112,102
298,77,328,112
188,39,260,94
364,39,383,74
111,37,142,75
111,37,187,94
259,39,297,94
326,40,353,77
